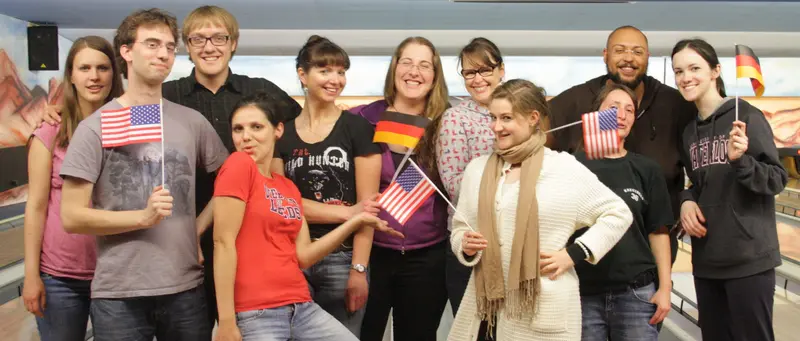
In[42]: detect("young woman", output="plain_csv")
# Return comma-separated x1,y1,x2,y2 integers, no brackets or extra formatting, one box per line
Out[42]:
573,84,673,341
448,79,632,341
22,36,123,341
349,37,451,341
270,35,382,337
437,37,505,314
213,92,403,341
672,39,787,341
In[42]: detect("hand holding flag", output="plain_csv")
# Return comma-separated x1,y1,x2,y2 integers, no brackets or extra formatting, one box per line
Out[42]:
582,107,620,160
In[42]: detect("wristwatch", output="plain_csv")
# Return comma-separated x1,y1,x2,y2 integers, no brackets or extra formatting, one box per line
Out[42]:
350,264,367,273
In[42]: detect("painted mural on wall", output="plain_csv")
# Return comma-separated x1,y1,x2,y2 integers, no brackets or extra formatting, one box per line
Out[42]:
0,13,69,212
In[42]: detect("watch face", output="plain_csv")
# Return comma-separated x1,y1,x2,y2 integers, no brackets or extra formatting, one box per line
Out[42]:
352,264,366,272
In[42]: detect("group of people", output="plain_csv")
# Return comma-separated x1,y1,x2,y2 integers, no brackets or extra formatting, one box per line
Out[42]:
20,5,787,341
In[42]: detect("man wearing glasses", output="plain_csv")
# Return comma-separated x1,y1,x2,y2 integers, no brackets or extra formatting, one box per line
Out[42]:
60,9,228,340
548,25,697,265
161,6,303,327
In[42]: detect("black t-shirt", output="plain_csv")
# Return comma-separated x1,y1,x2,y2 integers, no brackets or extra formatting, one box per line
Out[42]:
573,152,674,296
276,111,381,240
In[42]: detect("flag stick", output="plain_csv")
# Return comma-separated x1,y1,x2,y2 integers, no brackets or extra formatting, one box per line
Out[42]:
160,98,166,189
391,147,414,183
734,43,739,122
544,120,581,134
408,159,476,232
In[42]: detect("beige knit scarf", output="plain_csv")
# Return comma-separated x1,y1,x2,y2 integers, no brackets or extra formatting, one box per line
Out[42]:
474,130,545,329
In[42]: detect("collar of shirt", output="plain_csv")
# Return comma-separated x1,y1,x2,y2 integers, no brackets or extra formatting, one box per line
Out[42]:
180,67,244,96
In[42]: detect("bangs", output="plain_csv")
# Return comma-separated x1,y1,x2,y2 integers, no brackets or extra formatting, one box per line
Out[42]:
309,45,350,70
462,50,498,69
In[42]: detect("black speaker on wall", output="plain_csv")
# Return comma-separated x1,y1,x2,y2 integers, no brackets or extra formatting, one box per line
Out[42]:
27,25,59,71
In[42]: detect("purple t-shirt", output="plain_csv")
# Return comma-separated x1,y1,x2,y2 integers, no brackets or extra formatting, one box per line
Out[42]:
32,123,96,280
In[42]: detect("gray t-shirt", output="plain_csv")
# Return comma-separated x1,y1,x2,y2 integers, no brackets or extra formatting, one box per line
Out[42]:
61,99,228,299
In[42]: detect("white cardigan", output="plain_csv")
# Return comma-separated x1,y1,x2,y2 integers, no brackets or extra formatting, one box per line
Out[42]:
447,149,633,341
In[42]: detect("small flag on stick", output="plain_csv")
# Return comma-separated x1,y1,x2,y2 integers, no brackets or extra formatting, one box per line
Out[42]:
373,111,430,149
378,162,436,225
735,44,765,97
101,104,163,148
582,107,619,160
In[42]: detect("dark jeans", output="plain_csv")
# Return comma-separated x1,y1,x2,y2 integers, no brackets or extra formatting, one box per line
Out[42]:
35,273,92,341
580,283,660,341
360,241,448,341
90,285,211,341
445,242,472,315
694,268,776,341
303,250,366,337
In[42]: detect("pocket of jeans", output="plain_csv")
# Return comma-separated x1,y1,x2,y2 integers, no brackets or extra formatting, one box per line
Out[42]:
236,309,265,326
630,283,657,307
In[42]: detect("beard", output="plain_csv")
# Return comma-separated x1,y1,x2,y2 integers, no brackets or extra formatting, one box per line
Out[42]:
606,64,647,90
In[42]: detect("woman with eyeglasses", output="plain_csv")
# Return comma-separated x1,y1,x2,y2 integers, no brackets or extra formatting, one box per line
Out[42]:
350,36,451,341
436,37,505,315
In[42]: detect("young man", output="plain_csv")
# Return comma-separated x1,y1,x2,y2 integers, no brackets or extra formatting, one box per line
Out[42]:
548,25,697,263
60,8,228,341
160,5,303,325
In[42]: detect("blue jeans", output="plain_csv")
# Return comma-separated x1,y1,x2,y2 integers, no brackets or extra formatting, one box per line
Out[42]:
237,302,357,341
35,273,92,341
580,283,660,341
303,250,365,337
90,285,211,341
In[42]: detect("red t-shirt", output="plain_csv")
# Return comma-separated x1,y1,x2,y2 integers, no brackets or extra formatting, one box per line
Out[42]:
214,152,311,312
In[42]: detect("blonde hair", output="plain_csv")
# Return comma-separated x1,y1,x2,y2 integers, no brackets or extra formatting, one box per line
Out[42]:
181,6,240,56
491,79,550,128
383,37,450,179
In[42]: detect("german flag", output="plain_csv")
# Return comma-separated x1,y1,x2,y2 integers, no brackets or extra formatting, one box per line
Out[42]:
373,111,430,149
735,44,765,97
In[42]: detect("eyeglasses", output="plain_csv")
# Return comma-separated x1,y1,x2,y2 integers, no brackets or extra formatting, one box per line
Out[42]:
188,35,230,47
397,59,434,73
460,67,494,79
137,41,177,54
611,46,646,57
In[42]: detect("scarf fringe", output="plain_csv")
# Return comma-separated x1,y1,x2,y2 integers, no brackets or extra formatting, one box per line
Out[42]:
476,278,541,336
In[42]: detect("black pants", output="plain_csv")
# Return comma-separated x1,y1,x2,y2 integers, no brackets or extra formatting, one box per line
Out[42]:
445,243,472,315
360,241,448,341
694,268,776,341
200,227,217,326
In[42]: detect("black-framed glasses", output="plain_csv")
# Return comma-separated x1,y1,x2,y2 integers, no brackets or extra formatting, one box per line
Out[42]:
187,35,230,47
460,67,494,79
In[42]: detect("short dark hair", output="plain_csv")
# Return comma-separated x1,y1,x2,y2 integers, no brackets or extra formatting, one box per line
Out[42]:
593,83,639,114
606,25,648,49
113,8,179,79
671,38,726,97
229,91,284,128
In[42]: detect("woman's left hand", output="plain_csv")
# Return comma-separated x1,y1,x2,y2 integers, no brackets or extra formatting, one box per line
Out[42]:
727,120,748,161
540,249,575,280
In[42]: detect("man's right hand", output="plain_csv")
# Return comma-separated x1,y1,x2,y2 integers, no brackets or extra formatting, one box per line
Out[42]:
39,104,62,128
139,185,173,227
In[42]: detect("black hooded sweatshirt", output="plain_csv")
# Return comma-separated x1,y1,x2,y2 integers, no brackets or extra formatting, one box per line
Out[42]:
679,98,787,279
549,75,697,222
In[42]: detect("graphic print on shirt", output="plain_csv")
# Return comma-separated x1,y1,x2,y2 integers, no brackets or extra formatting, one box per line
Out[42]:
284,146,353,206
103,146,193,215
624,188,645,203
688,134,729,171
264,185,302,220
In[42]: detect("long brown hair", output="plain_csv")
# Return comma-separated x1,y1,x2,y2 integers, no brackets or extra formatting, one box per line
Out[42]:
56,36,124,148
383,37,450,180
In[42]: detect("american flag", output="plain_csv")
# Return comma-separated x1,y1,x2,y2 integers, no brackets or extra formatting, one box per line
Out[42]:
582,107,620,160
101,104,163,148
378,163,436,225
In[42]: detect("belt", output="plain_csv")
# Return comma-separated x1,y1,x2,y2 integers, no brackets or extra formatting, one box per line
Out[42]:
630,269,657,290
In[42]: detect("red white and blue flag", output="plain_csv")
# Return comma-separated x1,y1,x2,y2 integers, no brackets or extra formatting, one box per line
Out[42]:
582,107,619,160
101,104,163,148
378,163,436,225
